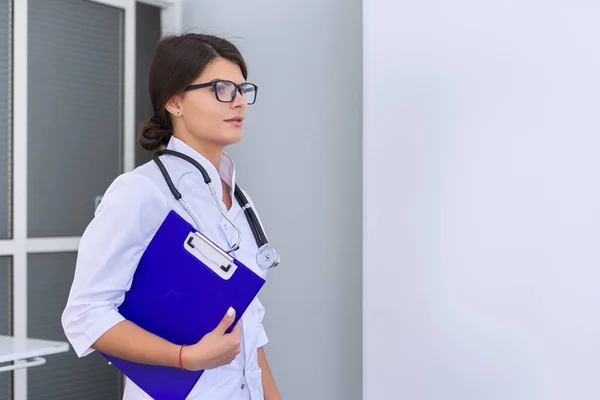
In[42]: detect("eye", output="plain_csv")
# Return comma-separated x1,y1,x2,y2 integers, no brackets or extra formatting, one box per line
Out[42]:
213,84,227,94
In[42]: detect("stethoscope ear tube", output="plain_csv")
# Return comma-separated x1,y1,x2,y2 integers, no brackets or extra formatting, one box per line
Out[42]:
155,149,211,183
234,185,279,269
234,185,269,247
152,152,181,200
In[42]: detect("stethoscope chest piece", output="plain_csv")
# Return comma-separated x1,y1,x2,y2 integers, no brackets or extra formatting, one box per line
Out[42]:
257,244,280,270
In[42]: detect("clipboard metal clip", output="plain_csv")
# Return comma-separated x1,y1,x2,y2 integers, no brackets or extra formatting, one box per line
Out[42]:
184,232,237,280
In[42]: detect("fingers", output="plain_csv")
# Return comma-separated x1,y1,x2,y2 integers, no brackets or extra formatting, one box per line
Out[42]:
230,321,242,336
215,307,236,334
228,321,242,354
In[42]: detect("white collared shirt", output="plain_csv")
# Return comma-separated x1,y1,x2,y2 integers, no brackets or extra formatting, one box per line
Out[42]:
61,136,270,400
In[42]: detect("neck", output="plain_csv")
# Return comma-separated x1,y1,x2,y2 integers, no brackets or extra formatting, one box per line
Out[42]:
174,133,223,172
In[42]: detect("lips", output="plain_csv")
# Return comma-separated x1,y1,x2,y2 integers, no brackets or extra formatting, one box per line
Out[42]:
224,116,244,127
224,117,243,122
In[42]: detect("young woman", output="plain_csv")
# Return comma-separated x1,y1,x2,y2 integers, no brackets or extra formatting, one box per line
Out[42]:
62,33,281,400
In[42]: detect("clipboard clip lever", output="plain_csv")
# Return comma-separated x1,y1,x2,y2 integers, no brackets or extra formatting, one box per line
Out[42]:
184,232,237,279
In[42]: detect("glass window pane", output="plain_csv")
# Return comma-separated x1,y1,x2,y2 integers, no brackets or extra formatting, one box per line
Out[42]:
0,256,12,399
0,0,11,239
27,252,122,400
28,0,124,237
135,2,162,167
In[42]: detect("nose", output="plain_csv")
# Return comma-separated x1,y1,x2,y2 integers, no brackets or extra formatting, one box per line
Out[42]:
231,89,248,109
231,88,248,108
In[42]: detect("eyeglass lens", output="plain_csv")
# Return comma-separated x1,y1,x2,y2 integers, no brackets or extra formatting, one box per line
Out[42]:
215,81,257,104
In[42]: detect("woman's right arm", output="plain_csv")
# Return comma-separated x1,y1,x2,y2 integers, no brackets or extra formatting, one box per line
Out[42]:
61,173,175,362
92,310,241,370
61,173,240,370
91,320,181,367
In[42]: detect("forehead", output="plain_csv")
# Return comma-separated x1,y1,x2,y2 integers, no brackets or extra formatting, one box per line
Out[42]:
194,58,245,84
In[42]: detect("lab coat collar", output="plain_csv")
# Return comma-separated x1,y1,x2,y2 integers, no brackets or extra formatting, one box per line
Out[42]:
166,136,237,203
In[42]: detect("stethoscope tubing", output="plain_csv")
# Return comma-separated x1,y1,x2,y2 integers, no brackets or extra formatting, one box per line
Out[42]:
152,149,279,269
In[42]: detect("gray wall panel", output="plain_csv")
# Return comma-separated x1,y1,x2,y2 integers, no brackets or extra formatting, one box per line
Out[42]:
27,252,122,400
135,2,161,167
0,257,12,400
0,0,11,239
28,0,124,237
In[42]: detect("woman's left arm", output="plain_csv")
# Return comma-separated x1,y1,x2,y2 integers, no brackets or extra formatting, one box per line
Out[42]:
258,347,281,400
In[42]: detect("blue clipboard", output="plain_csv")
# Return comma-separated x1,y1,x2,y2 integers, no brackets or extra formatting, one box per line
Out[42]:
100,210,266,400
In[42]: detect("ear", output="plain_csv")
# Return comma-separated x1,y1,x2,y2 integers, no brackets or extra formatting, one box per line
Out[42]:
165,94,183,118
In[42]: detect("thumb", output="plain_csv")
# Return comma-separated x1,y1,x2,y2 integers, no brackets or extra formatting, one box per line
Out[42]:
215,307,236,334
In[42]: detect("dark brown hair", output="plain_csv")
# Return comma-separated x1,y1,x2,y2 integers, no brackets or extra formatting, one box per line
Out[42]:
138,33,248,151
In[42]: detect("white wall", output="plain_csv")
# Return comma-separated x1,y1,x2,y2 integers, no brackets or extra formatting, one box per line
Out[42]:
181,1,362,399
364,1,600,399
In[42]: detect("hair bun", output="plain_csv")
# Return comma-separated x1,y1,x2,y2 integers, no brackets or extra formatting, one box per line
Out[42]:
149,115,161,125
138,118,172,151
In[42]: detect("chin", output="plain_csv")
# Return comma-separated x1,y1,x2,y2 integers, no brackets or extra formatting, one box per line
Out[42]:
221,131,243,146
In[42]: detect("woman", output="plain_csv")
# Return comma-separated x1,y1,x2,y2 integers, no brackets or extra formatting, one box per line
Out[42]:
61,33,281,400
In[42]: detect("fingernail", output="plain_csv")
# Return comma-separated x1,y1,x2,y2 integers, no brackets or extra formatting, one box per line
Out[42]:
227,307,235,317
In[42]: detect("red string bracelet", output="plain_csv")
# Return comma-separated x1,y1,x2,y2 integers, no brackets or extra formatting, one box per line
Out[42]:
179,345,186,371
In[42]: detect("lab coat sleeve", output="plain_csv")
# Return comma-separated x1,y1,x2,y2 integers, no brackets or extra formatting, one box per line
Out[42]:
256,297,270,348
61,172,168,357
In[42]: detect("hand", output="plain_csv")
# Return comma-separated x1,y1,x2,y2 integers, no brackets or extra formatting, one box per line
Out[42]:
182,307,241,371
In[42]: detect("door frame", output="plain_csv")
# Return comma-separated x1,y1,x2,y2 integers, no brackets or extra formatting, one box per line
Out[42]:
8,1,181,399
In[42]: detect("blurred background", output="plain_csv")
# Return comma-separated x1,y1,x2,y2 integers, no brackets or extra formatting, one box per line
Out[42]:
0,0,599,399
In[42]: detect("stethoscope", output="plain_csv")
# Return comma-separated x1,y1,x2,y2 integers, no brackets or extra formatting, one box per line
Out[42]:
152,149,280,270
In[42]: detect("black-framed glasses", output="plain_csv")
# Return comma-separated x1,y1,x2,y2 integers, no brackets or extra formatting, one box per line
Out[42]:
184,80,258,105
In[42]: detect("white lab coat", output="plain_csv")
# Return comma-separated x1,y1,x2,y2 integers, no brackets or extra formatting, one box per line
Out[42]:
61,136,271,400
